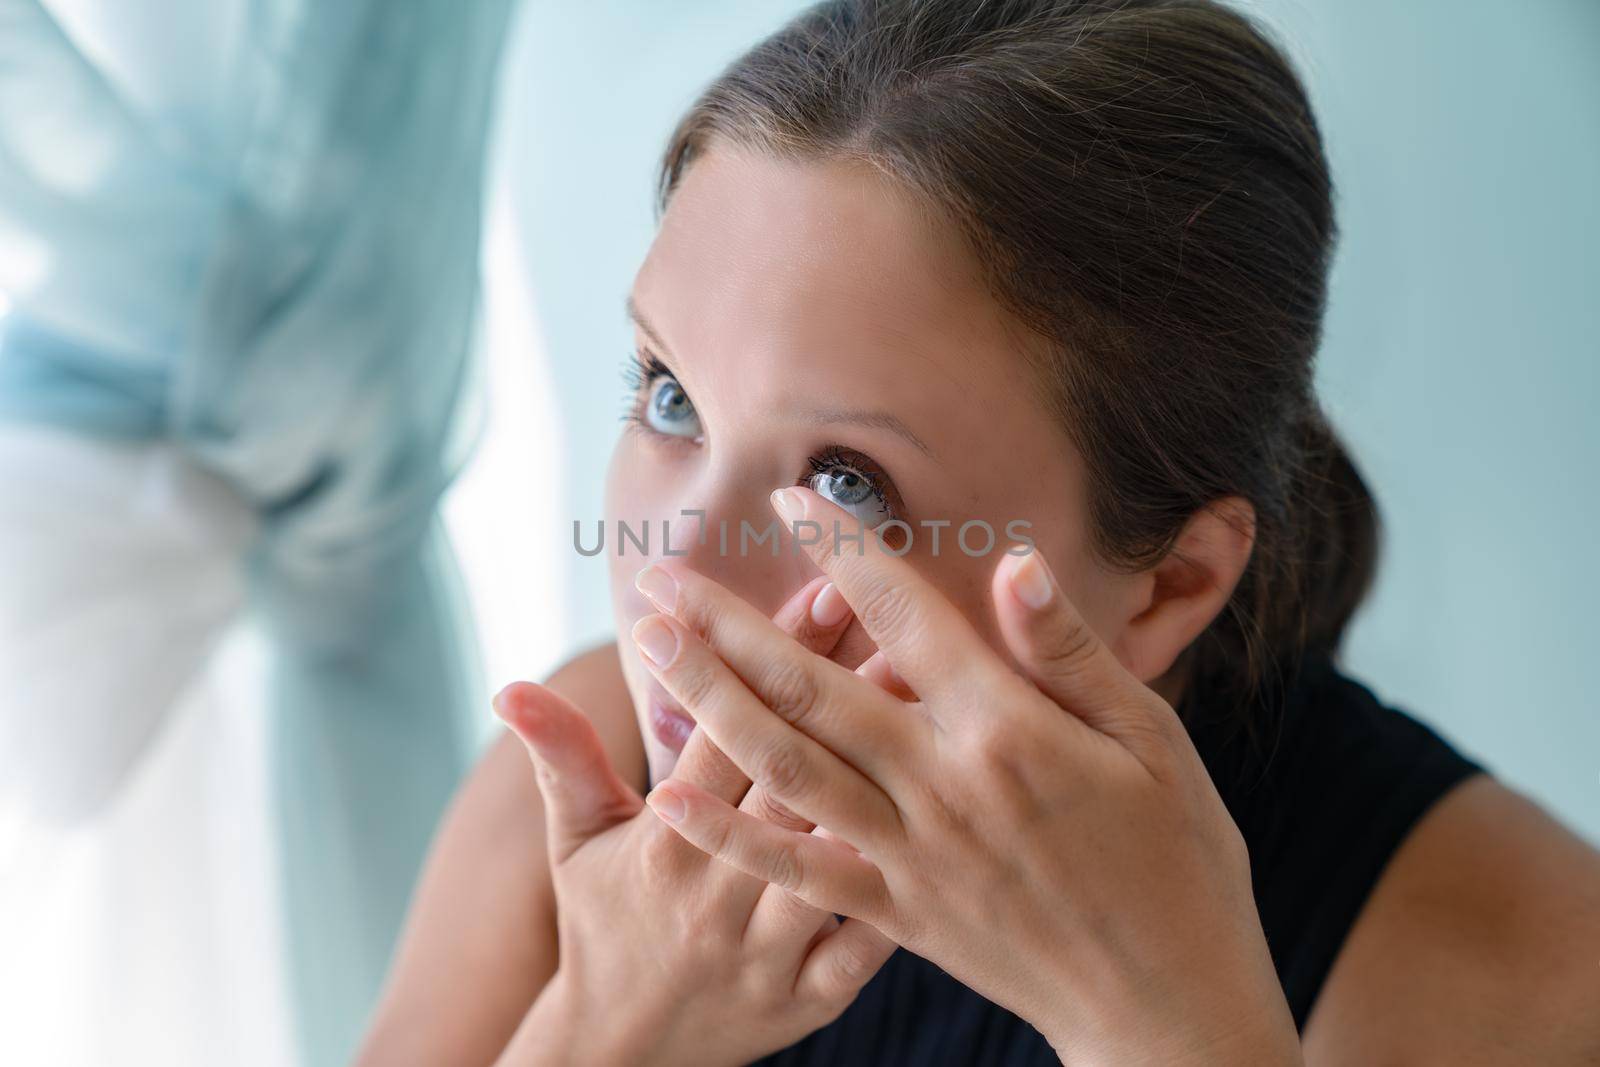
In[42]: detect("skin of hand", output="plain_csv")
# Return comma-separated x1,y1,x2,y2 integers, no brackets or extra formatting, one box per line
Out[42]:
629,485,1304,1067
491,574,896,1067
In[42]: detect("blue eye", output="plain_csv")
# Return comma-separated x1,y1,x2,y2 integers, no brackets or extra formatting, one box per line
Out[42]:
807,457,895,526
644,374,701,438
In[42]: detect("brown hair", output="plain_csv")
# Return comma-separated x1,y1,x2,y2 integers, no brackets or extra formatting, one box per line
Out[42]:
657,0,1379,730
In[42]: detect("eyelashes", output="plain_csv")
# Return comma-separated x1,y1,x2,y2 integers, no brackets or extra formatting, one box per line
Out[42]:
619,349,673,426
619,350,907,522
620,348,670,395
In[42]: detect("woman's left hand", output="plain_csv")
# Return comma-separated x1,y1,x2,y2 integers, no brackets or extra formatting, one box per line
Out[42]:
630,486,1302,1066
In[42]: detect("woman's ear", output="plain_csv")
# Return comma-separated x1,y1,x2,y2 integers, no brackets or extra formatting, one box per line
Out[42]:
1108,495,1256,685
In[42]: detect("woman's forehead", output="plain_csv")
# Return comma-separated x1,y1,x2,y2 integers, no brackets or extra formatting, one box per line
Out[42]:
636,150,1059,441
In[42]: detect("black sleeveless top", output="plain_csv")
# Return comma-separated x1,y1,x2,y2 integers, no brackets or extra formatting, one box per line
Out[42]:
752,651,1489,1065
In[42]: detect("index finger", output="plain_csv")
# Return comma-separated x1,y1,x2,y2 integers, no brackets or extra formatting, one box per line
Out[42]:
769,486,1009,707
666,573,852,804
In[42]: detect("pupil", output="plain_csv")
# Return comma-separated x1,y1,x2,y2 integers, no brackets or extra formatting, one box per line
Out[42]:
827,470,871,504
654,383,686,420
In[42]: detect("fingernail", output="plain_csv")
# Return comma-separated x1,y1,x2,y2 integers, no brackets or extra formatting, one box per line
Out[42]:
646,786,686,823
490,683,523,721
770,487,804,522
632,616,679,668
1009,550,1054,610
810,581,852,628
634,564,677,612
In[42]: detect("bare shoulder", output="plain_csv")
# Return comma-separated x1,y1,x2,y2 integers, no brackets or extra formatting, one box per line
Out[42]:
1304,774,1600,1064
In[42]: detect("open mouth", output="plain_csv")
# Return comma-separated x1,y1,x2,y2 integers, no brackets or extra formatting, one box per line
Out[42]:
647,690,695,753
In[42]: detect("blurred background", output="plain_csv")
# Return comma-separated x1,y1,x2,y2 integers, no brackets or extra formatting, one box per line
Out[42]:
0,1,1594,1065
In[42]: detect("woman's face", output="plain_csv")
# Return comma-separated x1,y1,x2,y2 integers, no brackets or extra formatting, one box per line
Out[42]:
605,146,1138,787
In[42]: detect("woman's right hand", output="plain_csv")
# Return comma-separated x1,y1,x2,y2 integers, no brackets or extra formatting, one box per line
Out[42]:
491,576,894,1067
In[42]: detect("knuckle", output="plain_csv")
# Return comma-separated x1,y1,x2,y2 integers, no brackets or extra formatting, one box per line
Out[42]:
1036,614,1101,673
758,658,820,727
765,836,805,894
670,655,719,711
1115,699,1184,771
960,717,1015,771
1133,716,1180,768
1147,697,1192,750
822,939,874,999
673,586,723,642
853,577,917,644
955,717,1035,802
754,738,811,802
699,806,738,860
746,787,807,831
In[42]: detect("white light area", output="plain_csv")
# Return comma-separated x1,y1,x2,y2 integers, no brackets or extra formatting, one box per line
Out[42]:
0,221,53,297
0,425,289,1067
0,76,118,199
443,162,570,716
38,0,247,145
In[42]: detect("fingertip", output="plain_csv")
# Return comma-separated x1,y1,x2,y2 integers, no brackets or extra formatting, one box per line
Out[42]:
770,486,807,523
645,783,687,824
770,574,827,630
999,545,1055,612
493,681,575,749
634,562,679,613
632,613,681,669
809,580,853,628
491,681,536,729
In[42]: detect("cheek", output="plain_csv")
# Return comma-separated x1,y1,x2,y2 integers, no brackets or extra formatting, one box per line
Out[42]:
903,531,1006,633
944,557,1007,649
1011,532,1131,671
603,436,672,597
903,524,1094,663
603,435,662,526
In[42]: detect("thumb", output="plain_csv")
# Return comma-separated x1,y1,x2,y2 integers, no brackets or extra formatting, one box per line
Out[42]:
990,547,1147,741
493,681,643,863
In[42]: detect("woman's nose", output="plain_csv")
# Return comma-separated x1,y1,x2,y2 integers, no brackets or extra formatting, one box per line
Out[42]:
658,492,813,613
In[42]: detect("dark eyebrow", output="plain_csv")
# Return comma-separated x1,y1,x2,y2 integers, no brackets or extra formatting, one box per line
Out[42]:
625,294,936,461
800,406,936,459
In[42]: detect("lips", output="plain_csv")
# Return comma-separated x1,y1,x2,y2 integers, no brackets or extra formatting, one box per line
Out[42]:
647,692,695,753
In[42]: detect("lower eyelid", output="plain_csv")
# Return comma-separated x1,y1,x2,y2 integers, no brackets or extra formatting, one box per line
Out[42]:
648,421,704,450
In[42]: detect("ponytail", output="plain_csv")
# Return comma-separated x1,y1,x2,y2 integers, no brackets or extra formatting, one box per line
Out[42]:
1292,408,1382,658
